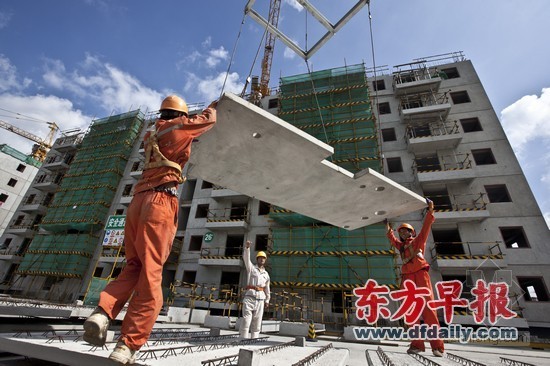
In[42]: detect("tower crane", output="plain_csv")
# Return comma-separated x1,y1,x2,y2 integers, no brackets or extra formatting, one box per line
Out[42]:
255,0,281,97
0,119,59,162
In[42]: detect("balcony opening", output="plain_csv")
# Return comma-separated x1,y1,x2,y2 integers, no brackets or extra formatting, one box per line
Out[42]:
221,271,240,295
162,270,176,288
386,157,403,173
258,201,271,215
424,186,452,210
201,180,213,189
16,164,26,172
378,102,391,115
0,193,8,205
450,91,471,104
472,148,496,165
255,234,268,251
485,185,511,203
226,234,244,256
131,161,140,171
189,235,203,251
230,203,247,220
440,67,460,79
381,128,397,142
373,79,386,91
178,206,190,230
410,124,431,138
1,238,12,250
460,117,482,132
182,179,196,201
122,184,133,196
115,208,124,215
25,194,36,204
432,228,465,255
517,277,549,301
415,155,441,171
195,204,209,218
182,270,197,284
500,227,529,248
7,178,17,187
268,98,279,109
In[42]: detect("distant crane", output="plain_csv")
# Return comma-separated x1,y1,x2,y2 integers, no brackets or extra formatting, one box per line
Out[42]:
254,0,281,97
0,119,59,162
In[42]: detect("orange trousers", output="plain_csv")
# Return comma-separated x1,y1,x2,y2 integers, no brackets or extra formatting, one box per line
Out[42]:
99,190,178,350
402,268,444,352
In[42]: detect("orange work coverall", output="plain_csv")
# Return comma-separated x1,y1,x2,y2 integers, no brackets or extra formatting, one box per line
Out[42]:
387,211,444,352
98,107,216,350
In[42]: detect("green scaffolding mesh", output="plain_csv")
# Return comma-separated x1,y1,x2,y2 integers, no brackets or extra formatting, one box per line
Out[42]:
17,233,99,278
83,277,112,305
269,224,397,287
40,110,144,232
18,110,145,279
271,63,381,227
267,65,396,290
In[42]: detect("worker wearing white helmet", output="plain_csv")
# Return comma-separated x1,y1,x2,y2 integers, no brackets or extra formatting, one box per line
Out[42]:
240,240,271,339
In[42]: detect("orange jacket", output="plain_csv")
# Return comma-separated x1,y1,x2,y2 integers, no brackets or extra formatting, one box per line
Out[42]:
387,211,435,275
134,107,216,194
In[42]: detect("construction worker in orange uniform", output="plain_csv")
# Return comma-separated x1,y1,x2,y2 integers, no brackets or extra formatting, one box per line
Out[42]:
240,240,270,339
83,95,216,364
386,199,445,357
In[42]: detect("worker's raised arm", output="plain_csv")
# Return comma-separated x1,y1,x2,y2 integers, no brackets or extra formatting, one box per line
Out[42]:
243,240,253,272
385,220,399,248
415,200,435,251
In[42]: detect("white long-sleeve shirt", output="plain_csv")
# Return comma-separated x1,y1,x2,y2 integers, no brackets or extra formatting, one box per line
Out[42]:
243,246,271,303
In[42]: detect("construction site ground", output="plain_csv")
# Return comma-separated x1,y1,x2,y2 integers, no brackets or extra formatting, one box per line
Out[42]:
0,322,549,366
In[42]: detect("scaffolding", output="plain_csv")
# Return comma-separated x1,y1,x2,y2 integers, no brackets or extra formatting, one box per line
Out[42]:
264,64,396,331
16,110,145,282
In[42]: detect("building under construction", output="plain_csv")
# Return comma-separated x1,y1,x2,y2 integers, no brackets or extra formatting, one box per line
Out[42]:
1,53,549,340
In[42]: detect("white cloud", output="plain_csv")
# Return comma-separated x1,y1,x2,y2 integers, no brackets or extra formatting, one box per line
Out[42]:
202,36,212,48
41,55,162,114
0,94,91,155
0,11,12,29
283,38,300,59
500,88,550,154
0,54,31,92
284,0,303,12
206,46,229,68
184,71,244,102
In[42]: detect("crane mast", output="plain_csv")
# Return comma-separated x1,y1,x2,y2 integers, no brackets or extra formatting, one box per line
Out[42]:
0,119,59,162
258,0,281,97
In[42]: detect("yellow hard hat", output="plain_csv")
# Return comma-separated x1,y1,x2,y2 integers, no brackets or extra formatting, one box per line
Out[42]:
398,223,416,236
160,95,188,115
256,251,267,259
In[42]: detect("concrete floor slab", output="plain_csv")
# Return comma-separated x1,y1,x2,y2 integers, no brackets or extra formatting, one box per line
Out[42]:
188,93,427,230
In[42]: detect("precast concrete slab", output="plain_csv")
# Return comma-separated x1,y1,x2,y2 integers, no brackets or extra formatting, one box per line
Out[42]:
188,92,427,230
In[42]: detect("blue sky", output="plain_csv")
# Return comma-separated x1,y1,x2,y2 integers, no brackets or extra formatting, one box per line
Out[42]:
0,0,549,226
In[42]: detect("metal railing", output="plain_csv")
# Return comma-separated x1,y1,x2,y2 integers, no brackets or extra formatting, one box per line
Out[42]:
413,153,473,173
406,120,460,139
206,207,250,222
426,193,487,212
399,90,449,111
430,241,503,259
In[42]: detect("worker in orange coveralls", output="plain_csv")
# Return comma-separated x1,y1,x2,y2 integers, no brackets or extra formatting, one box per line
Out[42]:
83,95,216,364
386,199,445,357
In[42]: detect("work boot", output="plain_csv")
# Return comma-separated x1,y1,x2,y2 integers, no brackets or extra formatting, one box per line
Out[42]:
407,346,422,355
109,340,137,364
83,307,110,346
432,349,444,357
251,331,260,339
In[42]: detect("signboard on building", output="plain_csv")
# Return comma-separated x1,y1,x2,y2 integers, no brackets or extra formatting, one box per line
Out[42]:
103,215,126,246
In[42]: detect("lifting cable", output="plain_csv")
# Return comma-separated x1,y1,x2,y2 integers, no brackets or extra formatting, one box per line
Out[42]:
219,11,247,99
367,2,384,173
302,10,331,161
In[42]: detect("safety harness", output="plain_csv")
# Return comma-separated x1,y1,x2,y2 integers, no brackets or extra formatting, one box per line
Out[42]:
400,242,421,265
143,124,187,184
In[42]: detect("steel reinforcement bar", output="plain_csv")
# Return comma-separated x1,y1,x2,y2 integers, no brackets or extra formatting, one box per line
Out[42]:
292,343,333,366
447,352,486,366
